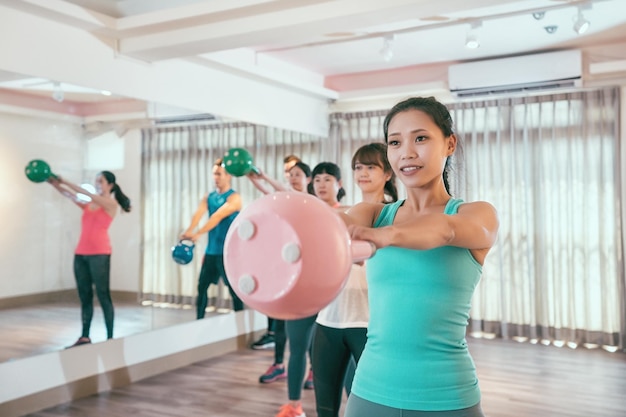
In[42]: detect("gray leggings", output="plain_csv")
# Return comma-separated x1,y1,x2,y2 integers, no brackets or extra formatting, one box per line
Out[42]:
345,395,485,417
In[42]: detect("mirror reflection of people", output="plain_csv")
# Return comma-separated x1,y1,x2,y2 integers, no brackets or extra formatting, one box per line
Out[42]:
181,158,244,319
48,171,131,348
342,97,499,417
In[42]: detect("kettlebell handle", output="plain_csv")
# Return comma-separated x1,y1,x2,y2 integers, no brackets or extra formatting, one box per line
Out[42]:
179,238,195,248
351,240,376,264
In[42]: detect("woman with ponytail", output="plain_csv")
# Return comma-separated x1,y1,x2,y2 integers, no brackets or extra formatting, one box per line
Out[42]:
48,171,131,347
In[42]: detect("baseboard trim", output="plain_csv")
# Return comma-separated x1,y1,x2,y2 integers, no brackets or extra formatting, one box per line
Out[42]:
0,290,139,309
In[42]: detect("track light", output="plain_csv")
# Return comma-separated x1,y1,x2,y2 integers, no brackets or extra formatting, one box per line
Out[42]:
52,82,64,103
465,21,482,49
380,34,395,62
573,8,590,34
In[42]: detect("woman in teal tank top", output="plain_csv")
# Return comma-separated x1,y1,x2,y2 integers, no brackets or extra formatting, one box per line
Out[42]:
341,97,500,417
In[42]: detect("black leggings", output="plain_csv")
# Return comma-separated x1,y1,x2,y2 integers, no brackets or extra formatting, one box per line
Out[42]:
272,318,288,364
313,324,367,417
197,254,244,318
73,254,114,339
286,314,317,400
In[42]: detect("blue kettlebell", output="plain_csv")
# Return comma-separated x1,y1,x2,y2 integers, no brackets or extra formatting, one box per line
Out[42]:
172,239,195,265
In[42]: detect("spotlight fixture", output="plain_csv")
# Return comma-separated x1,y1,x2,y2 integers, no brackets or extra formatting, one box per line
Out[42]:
380,34,395,62
532,11,545,20
465,21,482,49
52,82,64,103
572,8,590,34
544,25,558,34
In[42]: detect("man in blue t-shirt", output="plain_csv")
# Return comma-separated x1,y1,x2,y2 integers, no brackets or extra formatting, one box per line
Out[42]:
182,158,243,319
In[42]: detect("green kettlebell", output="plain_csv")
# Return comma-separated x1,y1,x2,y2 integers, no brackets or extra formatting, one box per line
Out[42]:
223,148,260,177
25,159,58,183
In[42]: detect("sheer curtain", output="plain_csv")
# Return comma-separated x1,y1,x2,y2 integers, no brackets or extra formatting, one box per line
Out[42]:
141,122,327,309
448,88,623,351
328,88,623,351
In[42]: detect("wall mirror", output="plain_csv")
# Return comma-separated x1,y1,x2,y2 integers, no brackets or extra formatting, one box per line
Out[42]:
0,70,235,363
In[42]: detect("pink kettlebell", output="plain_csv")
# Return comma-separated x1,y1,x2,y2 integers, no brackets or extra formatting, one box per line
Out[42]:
223,191,375,320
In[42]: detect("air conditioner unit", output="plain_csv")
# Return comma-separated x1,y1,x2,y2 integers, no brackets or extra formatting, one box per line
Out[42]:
448,50,582,98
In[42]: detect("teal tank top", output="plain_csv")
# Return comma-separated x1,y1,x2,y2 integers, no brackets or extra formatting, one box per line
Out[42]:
206,189,238,255
351,198,483,411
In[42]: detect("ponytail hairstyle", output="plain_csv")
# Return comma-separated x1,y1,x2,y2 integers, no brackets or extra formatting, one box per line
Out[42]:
351,142,398,203
100,171,132,212
383,96,457,194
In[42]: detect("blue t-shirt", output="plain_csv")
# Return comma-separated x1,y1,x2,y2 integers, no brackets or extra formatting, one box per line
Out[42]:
205,189,238,255
351,198,483,411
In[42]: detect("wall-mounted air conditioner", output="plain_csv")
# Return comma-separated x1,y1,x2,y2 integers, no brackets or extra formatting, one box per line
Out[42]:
448,50,582,98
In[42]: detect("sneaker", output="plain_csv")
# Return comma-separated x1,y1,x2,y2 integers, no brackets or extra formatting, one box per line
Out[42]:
66,337,91,349
251,332,275,350
259,364,287,383
275,403,305,417
303,369,314,390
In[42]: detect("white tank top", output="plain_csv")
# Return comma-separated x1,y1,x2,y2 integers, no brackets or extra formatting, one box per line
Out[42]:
316,263,369,328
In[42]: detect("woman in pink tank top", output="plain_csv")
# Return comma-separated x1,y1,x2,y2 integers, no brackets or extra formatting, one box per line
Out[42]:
48,171,131,348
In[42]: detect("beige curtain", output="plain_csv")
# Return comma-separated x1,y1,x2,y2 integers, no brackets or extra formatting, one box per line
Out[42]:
328,89,624,351
449,87,623,351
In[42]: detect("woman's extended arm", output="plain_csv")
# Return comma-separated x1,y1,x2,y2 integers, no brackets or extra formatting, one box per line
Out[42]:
247,169,288,195
56,177,118,216
47,177,88,209
348,201,499,253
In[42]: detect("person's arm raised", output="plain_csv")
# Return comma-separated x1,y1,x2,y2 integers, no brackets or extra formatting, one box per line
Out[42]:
57,177,118,216
47,177,88,209
246,169,287,194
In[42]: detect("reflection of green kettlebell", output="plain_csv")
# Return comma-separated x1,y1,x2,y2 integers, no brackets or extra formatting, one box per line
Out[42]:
223,148,260,177
25,159,58,183
171,239,195,265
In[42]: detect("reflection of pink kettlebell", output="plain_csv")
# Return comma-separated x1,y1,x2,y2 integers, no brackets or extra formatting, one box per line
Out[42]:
223,191,375,320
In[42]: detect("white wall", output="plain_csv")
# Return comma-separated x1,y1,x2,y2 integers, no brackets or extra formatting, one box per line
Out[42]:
0,112,142,298
0,112,83,297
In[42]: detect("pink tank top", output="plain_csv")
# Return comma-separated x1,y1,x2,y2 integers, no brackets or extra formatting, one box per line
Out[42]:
75,206,113,255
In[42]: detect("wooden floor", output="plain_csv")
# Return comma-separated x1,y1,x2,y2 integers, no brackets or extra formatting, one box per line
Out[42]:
0,300,227,363
19,336,626,417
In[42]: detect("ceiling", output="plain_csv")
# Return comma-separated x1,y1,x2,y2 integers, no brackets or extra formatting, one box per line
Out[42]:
0,0,625,109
